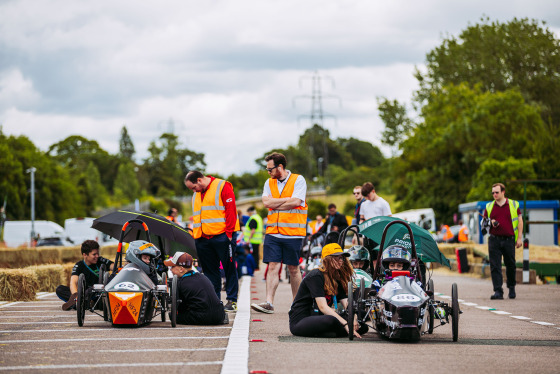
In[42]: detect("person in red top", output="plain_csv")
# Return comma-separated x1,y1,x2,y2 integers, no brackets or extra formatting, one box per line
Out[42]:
184,170,240,312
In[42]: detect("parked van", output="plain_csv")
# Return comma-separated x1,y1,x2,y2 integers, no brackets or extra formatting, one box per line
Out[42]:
3,220,65,248
64,217,104,245
392,208,436,233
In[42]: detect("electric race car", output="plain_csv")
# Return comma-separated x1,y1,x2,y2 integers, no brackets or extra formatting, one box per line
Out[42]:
76,219,180,327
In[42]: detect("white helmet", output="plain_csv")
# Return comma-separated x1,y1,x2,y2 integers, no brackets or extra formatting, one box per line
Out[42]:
125,240,161,274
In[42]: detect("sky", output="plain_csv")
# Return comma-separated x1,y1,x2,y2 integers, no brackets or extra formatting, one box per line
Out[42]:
1,0,559,176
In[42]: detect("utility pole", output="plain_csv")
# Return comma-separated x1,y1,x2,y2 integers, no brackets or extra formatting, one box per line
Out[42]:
26,167,36,243
292,71,341,188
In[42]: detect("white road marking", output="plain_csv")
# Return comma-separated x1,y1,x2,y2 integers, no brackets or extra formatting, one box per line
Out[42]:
0,336,230,344
2,347,227,355
0,315,78,318
221,275,251,374
475,306,493,310
457,299,464,302
37,293,55,299
510,316,532,320
439,295,451,299
0,326,232,333
491,311,511,315
0,310,63,313
530,321,555,326
0,322,87,325
0,302,21,309
0,305,64,308
0,361,223,371
460,302,478,306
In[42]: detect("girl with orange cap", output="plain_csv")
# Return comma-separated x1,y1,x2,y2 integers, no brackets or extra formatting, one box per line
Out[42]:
289,243,362,338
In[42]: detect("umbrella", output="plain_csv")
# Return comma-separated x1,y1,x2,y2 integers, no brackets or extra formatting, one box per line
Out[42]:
358,216,450,268
92,210,196,258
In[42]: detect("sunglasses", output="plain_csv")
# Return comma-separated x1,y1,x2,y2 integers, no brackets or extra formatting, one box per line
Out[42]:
265,165,279,172
492,191,501,195
353,192,361,195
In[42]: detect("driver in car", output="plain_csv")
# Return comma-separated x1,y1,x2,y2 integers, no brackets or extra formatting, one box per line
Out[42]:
124,240,161,286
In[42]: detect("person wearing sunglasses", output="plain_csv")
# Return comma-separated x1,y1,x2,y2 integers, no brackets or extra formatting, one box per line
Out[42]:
483,183,523,300
251,152,307,314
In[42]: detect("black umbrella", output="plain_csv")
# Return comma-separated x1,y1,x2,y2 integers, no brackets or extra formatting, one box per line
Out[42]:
92,210,196,258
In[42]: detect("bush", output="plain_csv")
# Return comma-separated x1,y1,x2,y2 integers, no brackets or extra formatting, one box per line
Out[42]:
307,199,327,219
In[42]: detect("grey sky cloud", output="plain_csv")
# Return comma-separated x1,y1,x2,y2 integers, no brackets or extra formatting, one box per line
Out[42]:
1,0,559,175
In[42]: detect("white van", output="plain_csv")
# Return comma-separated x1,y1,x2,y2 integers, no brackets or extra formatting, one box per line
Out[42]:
392,208,436,233
64,217,104,245
3,220,65,248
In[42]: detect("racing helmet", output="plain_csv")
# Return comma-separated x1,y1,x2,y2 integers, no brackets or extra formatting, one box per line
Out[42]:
347,245,370,270
310,246,322,258
125,240,161,274
381,245,411,270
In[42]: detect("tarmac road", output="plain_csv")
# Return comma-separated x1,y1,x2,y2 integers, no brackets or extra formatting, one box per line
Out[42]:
0,269,558,374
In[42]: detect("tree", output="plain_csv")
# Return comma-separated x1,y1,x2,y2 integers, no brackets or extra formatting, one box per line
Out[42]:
394,84,543,222
338,137,384,168
415,17,560,125
113,161,141,202
118,126,135,160
377,98,414,151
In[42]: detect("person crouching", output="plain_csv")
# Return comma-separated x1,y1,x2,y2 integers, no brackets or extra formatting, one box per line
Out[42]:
164,252,228,325
289,243,362,339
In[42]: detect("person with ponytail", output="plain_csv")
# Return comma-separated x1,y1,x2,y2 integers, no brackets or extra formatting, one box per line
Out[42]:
289,243,362,338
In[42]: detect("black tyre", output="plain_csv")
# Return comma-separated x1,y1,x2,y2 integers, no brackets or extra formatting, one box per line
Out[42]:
98,264,106,284
160,271,168,322
76,274,86,327
171,275,178,328
162,272,167,286
427,279,434,300
427,304,434,334
451,283,459,342
347,281,354,341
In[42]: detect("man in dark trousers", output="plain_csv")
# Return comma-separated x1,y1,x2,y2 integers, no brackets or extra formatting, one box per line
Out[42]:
184,170,240,312
483,183,523,300
319,204,349,234
164,252,228,325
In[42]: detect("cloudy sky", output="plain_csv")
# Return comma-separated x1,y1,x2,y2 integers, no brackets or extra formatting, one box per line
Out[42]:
1,0,559,175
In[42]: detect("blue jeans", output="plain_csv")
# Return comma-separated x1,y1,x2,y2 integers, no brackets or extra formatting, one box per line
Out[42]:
196,233,239,302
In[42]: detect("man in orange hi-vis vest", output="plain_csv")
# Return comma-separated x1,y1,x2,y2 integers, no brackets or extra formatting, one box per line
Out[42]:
185,170,240,313
251,152,307,314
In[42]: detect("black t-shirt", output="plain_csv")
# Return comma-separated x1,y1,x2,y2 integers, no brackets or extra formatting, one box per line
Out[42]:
71,257,112,288
289,269,348,325
176,271,224,323
248,218,258,230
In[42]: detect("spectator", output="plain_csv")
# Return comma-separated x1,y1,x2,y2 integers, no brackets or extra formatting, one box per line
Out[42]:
184,170,240,313
242,245,257,276
166,208,178,223
251,152,307,314
359,182,392,222
310,215,324,235
484,183,523,300
318,204,349,234
56,240,113,310
439,224,453,242
352,186,366,225
458,220,469,242
243,206,264,270
165,252,228,325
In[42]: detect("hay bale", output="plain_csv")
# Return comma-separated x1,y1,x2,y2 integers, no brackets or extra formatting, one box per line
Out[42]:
100,245,117,259
25,265,64,292
37,247,61,264
0,268,39,301
0,248,19,268
62,263,76,286
59,247,82,263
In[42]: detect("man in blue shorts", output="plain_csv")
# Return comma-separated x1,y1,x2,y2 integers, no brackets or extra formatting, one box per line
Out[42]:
251,152,307,314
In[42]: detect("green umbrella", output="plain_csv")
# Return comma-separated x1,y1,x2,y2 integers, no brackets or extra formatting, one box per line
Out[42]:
359,216,450,268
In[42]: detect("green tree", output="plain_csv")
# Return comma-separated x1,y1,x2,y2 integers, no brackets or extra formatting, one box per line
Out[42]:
118,126,135,160
113,161,141,203
338,137,384,168
394,84,543,222
377,98,414,151
415,17,560,125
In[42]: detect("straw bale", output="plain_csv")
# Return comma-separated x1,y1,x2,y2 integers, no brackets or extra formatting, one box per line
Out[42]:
100,245,117,259
0,268,39,301
0,248,19,268
59,247,82,263
25,264,64,292
62,263,76,286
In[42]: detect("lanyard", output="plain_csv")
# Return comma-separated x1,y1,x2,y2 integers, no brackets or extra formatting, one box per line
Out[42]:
181,271,195,278
83,261,99,276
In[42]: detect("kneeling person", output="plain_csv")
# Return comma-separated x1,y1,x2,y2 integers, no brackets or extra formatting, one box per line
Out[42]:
56,240,113,310
164,252,228,325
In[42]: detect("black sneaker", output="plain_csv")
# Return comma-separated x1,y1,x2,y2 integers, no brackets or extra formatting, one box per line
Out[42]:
508,287,516,299
222,313,229,324
224,300,237,313
490,292,504,300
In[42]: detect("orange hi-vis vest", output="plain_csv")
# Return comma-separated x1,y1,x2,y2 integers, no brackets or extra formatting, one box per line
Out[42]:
458,225,468,242
265,174,308,236
191,178,240,239
442,225,453,241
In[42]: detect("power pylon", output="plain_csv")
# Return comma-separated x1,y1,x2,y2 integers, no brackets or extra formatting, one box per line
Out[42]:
293,71,341,187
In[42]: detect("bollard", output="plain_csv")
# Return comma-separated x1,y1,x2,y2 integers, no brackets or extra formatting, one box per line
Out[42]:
523,238,529,284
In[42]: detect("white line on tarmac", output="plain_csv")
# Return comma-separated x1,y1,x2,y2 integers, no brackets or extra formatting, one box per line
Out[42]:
461,302,478,306
36,292,55,299
439,295,451,299
0,361,223,371
221,275,250,374
491,311,511,315
475,306,493,310
0,305,63,308
0,310,64,313
0,336,230,344
0,326,232,333
0,322,103,325
0,315,77,318
0,302,21,309
510,316,532,320
530,321,555,326
2,347,227,355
